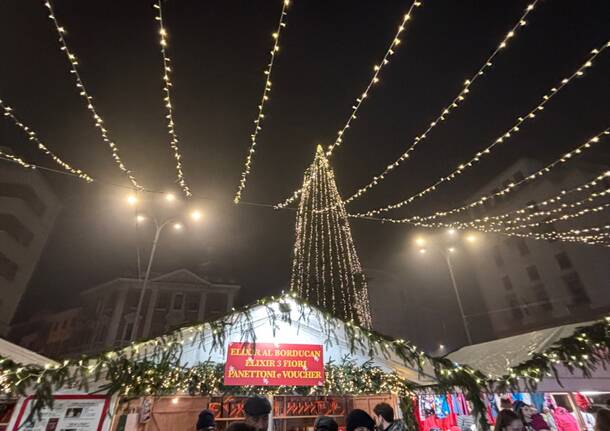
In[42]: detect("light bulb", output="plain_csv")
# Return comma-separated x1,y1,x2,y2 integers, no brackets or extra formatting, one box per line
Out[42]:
190,210,202,221
127,195,137,205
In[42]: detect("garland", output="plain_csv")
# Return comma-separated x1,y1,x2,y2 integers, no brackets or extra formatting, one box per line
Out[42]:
0,293,608,428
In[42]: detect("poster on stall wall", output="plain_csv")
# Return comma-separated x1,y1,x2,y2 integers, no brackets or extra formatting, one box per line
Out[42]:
224,342,324,386
11,395,110,431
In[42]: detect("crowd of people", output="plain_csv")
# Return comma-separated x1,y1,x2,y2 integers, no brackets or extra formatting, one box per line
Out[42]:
193,396,610,431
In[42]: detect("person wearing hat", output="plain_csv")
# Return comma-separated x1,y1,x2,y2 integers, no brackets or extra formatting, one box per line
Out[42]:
347,409,376,431
244,396,272,431
315,416,339,431
197,409,217,431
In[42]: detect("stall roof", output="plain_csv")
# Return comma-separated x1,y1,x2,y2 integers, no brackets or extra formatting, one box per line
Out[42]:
0,337,57,367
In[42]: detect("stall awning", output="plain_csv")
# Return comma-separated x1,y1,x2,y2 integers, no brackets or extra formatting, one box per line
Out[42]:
0,337,57,368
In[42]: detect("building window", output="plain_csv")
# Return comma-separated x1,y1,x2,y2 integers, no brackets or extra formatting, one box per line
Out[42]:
493,245,504,267
506,293,523,320
0,182,46,216
501,276,513,291
156,291,170,309
532,283,552,311
515,238,530,256
173,293,184,310
555,252,572,270
0,252,18,281
0,214,34,246
186,294,199,312
562,272,590,306
526,265,541,282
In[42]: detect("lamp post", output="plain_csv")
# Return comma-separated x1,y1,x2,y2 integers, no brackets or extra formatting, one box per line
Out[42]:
127,193,202,341
416,231,477,345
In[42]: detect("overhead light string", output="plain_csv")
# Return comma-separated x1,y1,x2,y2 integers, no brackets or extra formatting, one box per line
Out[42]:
233,0,291,204
344,1,539,205
42,0,141,189
397,128,610,222
274,0,424,209
0,149,35,170
153,0,191,197
1,99,94,182
352,41,609,218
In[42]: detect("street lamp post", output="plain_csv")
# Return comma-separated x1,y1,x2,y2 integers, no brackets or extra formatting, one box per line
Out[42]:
415,232,476,346
130,216,176,341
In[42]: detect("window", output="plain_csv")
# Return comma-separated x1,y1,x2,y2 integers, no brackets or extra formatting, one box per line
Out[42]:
501,276,513,290
506,293,523,320
493,245,504,267
555,252,572,270
205,293,228,320
123,322,134,340
0,182,46,216
0,252,18,281
173,293,184,310
532,283,552,311
0,214,34,246
526,265,541,282
156,291,170,309
186,294,199,312
562,272,590,305
515,238,530,256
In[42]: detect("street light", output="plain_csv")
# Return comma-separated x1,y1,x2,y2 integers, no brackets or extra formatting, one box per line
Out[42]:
415,237,425,246
414,233,475,345
127,194,138,206
129,196,202,341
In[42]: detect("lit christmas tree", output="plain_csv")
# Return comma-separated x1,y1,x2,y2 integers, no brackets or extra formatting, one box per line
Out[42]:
290,145,372,327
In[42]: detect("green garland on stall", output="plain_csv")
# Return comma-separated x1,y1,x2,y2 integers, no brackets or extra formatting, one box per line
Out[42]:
0,292,608,429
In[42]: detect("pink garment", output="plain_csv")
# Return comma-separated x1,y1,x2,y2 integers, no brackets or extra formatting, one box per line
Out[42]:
553,408,579,431
530,413,550,431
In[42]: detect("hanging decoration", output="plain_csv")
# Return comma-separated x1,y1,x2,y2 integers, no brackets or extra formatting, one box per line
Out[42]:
0,149,35,170
1,99,94,182
274,0,424,210
344,1,539,205
42,0,141,189
291,146,372,327
234,0,291,204
353,42,609,218
153,0,191,197
402,129,609,222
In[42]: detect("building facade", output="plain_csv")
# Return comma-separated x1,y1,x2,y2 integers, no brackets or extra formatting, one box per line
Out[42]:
0,158,61,335
465,159,610,337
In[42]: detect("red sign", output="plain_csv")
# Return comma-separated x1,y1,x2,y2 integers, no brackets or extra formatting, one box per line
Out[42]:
224,342,324,386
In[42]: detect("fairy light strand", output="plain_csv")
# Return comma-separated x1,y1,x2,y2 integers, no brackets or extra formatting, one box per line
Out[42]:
1,99,93,182
234,0,291,204
353,41,609,218
344,1,539,205
403,128,610,222
153,0,191,197
275,0,424,209
42,0,141,189
0,150,35,170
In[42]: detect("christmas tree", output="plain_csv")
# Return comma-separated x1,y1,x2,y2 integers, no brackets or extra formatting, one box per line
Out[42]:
290,145,372,327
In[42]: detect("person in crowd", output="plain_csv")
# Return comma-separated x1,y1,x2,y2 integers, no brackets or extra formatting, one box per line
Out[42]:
540,406,558,431
243,396,272,431
372,402,406,431
196,409,217,431
226,422,257,431
494,410,523,431
347,409,376,431
596,409,610,431
500,399,513,411
551,406,579,431
514,401,550,431
582,407,596,431
314,416,339,431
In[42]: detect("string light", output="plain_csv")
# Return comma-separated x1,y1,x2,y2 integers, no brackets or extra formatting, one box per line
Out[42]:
344,1,540,205
403,128,610,222
43,0,141,189
1,99,93,182
353,42,609,218
0,149,35,170
290,145,372,327
234,0,291,204
153,0,191,197
275,0,424,209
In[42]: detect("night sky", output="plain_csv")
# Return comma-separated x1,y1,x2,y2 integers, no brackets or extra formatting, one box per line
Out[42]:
1,1,608,348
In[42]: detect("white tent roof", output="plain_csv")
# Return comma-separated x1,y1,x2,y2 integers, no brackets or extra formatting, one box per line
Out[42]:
0,337,57,367
447,320,610,392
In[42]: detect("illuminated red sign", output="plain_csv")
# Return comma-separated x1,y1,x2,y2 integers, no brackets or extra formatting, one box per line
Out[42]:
224,342,324,386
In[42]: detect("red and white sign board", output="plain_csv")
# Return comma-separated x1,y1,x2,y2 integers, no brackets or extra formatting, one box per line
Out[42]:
12,394,110,431
224,342,324,387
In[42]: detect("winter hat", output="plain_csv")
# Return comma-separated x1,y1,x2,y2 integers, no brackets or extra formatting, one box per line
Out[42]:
196,410,216,430
244,396,272,417
346,409,375,431
315,416,339,431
